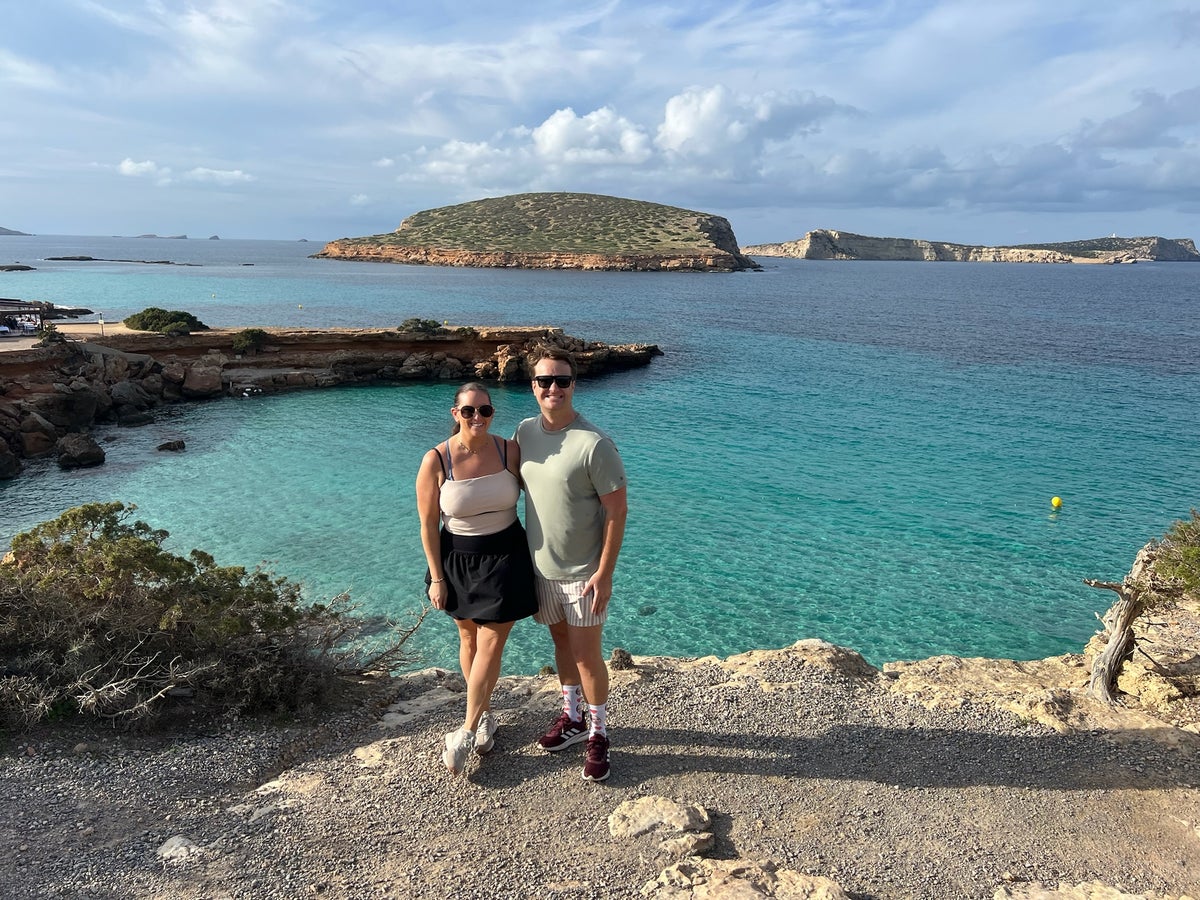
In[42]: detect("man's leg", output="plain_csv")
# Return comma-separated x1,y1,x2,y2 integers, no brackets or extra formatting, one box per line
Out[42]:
568,622,612,782
566,622,607,708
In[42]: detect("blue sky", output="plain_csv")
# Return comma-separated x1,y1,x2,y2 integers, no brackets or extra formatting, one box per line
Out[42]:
2,0,1198,244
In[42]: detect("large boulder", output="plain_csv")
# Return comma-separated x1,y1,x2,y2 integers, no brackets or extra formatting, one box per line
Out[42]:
19,411,58,458
181,365,224,398
109,379,155,410
24,387,103,431
56,433,105,469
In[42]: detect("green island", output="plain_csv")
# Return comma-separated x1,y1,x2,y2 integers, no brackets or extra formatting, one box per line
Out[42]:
313,192,760,272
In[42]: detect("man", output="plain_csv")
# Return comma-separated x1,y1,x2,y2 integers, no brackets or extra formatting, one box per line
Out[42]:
515,346,627,782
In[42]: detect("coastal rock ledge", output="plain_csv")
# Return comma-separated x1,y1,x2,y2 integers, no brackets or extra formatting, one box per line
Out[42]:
0,326,660,481
2,585,1197,899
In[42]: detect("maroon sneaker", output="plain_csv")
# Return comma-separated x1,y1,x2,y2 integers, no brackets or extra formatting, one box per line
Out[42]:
538,712,589,751
582,734,610,782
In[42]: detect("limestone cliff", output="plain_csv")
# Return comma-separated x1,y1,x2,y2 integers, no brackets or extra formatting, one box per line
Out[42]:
314,192,760,272
745,229,1200,263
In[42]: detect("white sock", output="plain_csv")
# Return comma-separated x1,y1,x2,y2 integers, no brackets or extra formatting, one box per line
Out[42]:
588,703,607,737
562,684,585,721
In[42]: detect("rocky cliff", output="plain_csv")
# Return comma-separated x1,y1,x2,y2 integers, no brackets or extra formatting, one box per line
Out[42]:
745,229,1200,263
313,244,754,272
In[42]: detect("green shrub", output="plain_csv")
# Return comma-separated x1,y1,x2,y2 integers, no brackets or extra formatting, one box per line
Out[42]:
231,328,269,355
0,502,422,729
1155,509,1200,596
398,317,443,334
34,322,64,345
124,307,209,334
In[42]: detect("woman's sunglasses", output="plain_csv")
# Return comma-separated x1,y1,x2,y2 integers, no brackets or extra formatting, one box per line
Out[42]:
457,405,494,418
533,375,574,389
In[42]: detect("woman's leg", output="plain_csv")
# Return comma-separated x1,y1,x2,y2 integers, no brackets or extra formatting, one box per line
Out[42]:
462,620,515,732
454,617,478,683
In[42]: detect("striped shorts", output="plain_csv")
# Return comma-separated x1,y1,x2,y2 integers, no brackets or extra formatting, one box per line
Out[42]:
532,575,607,627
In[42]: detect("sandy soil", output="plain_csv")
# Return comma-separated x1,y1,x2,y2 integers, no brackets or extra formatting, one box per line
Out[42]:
0,320,142,352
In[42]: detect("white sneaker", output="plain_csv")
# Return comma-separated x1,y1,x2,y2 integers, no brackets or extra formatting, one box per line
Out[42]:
475,711,497,754
442,728,474,775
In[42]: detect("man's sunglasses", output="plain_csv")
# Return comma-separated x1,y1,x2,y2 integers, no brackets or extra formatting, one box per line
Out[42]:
533,375,574,389
457,405,494,418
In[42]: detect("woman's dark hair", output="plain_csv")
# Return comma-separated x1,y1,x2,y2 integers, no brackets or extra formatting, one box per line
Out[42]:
450,382,491,435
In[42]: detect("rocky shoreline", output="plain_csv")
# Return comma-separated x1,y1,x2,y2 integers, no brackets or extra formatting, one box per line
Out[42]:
745,230,1200,264
312,244,759,272
1,587,1198,899
0,325,661,480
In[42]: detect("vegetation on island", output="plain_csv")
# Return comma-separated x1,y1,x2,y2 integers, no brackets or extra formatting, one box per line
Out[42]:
0,503,422,730
335,192,733,255
124,306,208,335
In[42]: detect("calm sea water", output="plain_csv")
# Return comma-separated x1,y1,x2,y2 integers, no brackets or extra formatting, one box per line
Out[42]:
2,235,1198,674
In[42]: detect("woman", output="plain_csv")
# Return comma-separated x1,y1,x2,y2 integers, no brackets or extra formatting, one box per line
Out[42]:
415,382,538,775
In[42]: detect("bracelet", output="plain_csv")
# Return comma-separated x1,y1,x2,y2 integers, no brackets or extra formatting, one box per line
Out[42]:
429,579,444,584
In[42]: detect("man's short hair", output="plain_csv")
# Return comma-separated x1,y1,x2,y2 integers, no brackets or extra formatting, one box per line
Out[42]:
526,345,578,378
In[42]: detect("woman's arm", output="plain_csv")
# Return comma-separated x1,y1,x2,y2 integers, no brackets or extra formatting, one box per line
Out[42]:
506,439,522,482
415,446,449,610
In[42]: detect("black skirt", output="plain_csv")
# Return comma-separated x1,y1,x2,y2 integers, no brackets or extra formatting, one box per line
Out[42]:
425,520,538,623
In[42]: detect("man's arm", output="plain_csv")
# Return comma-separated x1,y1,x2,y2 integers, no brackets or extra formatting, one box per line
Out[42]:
583,486,627,616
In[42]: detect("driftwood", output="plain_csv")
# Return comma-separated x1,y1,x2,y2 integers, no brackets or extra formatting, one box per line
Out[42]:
1084,542,1174,705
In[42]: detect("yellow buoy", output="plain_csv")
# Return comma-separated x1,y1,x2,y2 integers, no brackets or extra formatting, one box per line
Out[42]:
298,304,303,309
1051,496,1062,509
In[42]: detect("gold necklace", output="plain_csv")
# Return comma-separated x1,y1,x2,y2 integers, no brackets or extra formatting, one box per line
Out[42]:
458,439,483,455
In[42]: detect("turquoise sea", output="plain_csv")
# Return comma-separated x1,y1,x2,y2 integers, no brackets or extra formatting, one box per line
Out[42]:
2,235,1198,674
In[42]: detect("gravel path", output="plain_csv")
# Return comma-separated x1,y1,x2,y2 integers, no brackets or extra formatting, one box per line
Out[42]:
2,644,1198,899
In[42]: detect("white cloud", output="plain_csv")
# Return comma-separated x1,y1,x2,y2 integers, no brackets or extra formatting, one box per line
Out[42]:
349,193,370,206
656,86,844,167
184,167,255,185
373,157,395,168
531,107,651,165
118,158,173,185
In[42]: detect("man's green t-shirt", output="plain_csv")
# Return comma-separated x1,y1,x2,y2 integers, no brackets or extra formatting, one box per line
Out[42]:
515,413,627,580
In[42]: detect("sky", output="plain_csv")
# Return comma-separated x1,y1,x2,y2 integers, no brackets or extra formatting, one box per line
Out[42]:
2,0,1199,245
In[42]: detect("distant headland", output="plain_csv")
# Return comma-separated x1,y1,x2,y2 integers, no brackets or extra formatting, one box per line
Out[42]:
744,230,1200,263
313,192,761,272
0,226,31,236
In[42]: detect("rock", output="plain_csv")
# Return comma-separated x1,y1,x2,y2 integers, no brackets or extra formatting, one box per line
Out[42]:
115,406,154,427
609,796,710,838
658,831,714,859
19,430,56,457
156,836,202,862
610,647,635,670
56,433,105,469
109,379,155,410
160,363,186,385
181,365,223,398
0,442,21,478
156,440,186,452
25,388,102,430
643,858,851,899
